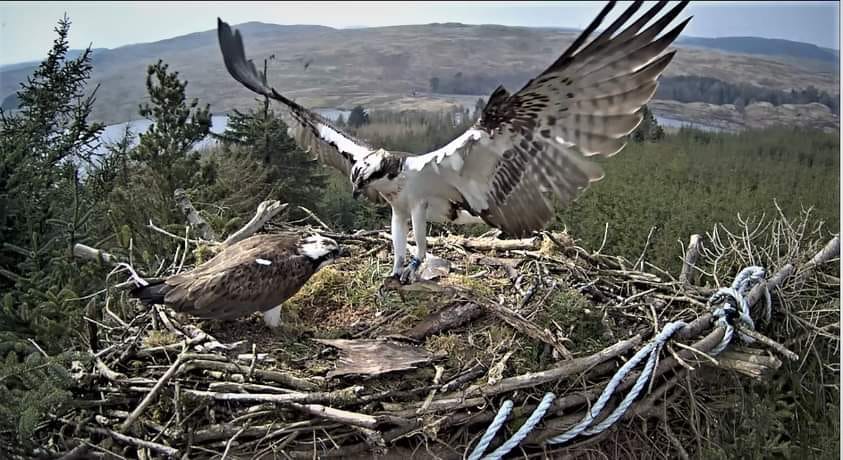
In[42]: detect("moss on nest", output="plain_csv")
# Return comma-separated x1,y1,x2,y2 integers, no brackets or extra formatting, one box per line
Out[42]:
533,280,611,355
142,330,179,348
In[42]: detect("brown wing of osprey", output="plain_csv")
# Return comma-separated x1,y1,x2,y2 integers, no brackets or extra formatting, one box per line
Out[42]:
157,233,317,320
475,1,689,236
404,1,689,237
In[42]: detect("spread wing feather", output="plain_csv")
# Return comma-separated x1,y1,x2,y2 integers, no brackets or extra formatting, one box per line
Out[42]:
217,19,372,179
406,0,690,236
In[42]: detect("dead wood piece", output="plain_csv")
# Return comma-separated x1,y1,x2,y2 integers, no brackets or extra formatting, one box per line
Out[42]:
94,356,126,382
56,444,90,460
314,338,434,378
711,350,782,378
472,254,523,280
174,188,218,242
484,302,574,360
734,326,799,361
286,402,402,429
183,386,363,406
805,235,840,271
121,355,186,431
84,426,178,457
426,235,540,251
179,359,319,391
208,382,300,394
73,243,118,266
223,200,288,247
460,334,642,398
439,363,487,393
136,332,209,358
679,234,703,286
404,302,484,341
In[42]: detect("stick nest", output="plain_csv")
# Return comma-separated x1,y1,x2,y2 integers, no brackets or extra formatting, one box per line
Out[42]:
26,208,840,459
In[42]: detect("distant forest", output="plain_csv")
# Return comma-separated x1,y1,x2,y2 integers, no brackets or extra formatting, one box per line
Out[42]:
655,76,840,114
428,73,840,115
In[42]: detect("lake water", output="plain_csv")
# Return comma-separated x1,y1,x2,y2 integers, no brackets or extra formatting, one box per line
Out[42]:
95,109,350,155
94,104,723,155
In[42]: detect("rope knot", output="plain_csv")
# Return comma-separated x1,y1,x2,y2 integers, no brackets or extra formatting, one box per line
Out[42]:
466,265,770,459
708,266,768,355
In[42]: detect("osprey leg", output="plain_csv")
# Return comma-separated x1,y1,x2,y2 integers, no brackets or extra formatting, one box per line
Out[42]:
390,208,409,277
401,203,428,284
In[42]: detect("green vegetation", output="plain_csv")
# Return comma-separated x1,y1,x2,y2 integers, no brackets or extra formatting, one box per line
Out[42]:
555,126,839,271
0,16,839,458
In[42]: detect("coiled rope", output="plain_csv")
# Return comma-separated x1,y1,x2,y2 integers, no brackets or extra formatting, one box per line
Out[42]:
467,266,769,460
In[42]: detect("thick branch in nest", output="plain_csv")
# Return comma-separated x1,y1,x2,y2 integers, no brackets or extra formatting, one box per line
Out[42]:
183,385,364,405
223,200,288,247
179,359,319,391
378,233,542,251
404,302,484,341
73,244,117,266
460,334,642,399
484,302,574,360
679,234,703,286
712,348,782,379
174,188,218,241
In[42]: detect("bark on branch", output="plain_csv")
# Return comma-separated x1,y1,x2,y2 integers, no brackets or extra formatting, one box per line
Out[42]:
223,200,289,247
174,188,218,241
679,234,703,286
73,243,117,266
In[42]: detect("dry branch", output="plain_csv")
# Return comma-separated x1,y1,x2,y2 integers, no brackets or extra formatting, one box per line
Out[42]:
429,235,540,250
679,234,703,286
121,354,186,431
461,334,642,398
222,200,288,247
404,302,484,340
73,244,117,266
83,425,178,457
179,359,319,391
44,216,838,459
484,302,574,360
183,386,363,406
174,188,218,242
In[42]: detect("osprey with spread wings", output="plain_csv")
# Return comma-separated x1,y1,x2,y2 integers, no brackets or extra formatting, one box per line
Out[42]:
217,1,690,284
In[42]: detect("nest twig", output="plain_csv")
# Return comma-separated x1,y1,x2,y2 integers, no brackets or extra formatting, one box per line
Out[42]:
32,206,839,460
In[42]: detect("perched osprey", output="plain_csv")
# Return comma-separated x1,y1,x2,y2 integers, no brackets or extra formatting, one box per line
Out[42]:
130,233,346,327
217,0,690,284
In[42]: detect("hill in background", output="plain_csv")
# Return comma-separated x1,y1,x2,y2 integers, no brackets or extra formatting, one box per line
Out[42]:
1,21,838,129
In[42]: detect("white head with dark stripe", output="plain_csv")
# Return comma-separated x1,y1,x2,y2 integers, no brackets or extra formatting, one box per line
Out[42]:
299,234,346,269
350,149,400,199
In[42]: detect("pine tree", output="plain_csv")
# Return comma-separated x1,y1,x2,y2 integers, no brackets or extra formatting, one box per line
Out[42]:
0,16,111,449
209,99,327,218
631,105,664,143
347,105,370,128
0,15,106,350
132,60,212,196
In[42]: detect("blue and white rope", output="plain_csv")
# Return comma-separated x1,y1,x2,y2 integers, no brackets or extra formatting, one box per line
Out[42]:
710,266,767,355
466,266,769,460
466,400,514,460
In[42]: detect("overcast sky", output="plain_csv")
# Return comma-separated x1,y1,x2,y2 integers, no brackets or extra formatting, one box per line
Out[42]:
0,1,839,66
